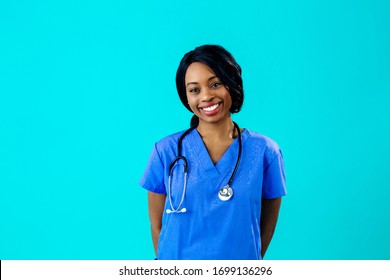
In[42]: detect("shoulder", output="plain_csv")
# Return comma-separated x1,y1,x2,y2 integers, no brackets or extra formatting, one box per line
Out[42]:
243,129,283,165
243,129,281,153
154,129,188,153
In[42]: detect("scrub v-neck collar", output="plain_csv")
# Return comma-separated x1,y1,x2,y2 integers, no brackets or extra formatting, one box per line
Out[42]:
187,128,243,178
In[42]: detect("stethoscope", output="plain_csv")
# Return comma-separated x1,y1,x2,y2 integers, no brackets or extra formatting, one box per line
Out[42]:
166,122,242,214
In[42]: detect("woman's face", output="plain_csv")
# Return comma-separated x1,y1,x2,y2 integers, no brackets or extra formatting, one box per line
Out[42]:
185,62,232,125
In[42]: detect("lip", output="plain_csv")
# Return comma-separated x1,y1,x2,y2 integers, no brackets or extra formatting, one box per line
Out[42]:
198,102,222,116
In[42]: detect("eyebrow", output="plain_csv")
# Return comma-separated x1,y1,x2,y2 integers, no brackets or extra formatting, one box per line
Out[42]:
186,75,218,87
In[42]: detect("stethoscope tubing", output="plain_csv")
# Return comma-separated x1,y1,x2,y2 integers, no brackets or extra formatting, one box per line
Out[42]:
166,122,242,214
167,169,187,214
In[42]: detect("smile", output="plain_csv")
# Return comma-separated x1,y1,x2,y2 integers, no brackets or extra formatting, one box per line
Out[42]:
200,103,220,111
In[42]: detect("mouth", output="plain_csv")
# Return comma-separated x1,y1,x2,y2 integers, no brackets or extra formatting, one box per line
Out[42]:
198,102,222,116
200,103,220,111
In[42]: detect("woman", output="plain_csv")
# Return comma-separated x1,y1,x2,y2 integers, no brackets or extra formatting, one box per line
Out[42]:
139,45,286,260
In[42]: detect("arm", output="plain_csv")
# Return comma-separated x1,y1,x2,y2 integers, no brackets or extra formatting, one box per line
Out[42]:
260,197,282,259
147,191,166,255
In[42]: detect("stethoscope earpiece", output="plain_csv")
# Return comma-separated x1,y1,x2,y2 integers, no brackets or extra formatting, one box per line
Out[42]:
166,208,187,214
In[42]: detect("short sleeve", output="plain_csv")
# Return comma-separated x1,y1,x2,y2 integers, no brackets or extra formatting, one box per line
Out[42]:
262,150,287,199
139,143,167,194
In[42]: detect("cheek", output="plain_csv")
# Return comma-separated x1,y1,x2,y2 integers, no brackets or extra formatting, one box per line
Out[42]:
186,96,198,111
224,92,233,108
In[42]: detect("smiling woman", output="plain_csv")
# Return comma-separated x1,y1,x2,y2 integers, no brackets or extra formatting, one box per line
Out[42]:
185,62,232,126
139,45,287,260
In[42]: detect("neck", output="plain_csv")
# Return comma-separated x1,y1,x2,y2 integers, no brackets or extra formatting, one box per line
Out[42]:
197,117,236,140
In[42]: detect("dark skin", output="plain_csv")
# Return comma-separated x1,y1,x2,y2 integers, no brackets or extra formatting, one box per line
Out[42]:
147,62,282,258
148,192,166,254
148,194,282,258
260,197,282,258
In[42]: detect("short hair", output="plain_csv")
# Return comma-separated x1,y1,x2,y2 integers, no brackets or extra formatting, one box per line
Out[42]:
176,45,244,126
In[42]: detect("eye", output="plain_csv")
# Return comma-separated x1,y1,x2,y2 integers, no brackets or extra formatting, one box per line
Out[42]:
189,88,200,94
210,82,222,88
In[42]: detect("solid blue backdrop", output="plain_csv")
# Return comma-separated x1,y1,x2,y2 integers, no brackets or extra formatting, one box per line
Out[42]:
0,0,389,259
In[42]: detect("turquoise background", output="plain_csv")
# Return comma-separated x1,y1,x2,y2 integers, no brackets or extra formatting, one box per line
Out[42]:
1,0,389,260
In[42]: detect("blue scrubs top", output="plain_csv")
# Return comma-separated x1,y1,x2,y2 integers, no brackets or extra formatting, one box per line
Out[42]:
139,128,287,260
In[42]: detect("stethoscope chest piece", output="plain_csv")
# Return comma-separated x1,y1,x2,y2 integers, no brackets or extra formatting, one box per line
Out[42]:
166,122,241,213
218,186,233,201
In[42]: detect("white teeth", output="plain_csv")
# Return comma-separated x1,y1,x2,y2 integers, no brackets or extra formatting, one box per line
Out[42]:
202,104,219,111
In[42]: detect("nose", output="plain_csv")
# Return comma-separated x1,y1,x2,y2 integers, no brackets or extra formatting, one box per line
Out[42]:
200,87,214,102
